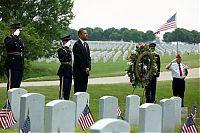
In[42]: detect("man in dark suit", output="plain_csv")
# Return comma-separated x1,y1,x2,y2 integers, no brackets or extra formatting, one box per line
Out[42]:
73,28,91,93
57,35,72,100
4,23,24,90
145,43,161,103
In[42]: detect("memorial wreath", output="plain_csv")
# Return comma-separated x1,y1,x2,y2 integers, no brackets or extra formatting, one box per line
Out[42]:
125,44,158,88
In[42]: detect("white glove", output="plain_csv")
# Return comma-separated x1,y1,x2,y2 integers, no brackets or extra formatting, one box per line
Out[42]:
64,40,71,47
13,29,20,36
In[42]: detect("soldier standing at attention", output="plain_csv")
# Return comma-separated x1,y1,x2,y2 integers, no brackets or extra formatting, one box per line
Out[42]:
57,35,72,100
145,43,161,103
4,23,24,90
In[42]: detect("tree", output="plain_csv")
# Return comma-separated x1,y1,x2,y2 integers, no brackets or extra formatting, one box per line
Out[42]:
0,21,8,80
0,0,74,80
0,0,74,52
92,27,104,41
191,30,200,44
143,30,155,42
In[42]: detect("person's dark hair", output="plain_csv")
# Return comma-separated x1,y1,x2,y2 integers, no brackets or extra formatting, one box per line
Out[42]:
78,28,85,37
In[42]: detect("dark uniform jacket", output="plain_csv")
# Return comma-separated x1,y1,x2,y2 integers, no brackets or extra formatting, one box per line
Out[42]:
73,39,91,78
57,46,72,78
154,53,160,77
4,35,24,70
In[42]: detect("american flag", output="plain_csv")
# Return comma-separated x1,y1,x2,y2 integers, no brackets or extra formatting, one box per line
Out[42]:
154,13,177,34
117,107,122,117
20,115,31,133
181,115,199,133
191,105,197,121
0,100,17,129
78,104,95,131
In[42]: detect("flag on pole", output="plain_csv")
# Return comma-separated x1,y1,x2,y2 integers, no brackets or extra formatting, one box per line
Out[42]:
0,100,17,129
20,114,31,133
181,115,199,133
191,105,197,121
154,13,177,34
78,104,95,131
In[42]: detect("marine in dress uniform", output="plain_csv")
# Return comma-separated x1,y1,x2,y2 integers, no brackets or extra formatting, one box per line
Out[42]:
57,35,72,100
166,54,188,107
145,43,161,103
4,23,24,90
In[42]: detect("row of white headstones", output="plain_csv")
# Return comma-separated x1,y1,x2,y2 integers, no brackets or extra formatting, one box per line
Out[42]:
8,88,182,133
39,41,200,63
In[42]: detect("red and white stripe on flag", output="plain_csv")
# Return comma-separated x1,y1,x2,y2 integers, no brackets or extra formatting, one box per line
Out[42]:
181,115,198,133
181,123,198,133
0,109,17,129
78,104,95,131
117,107,122,116
154,13,176,34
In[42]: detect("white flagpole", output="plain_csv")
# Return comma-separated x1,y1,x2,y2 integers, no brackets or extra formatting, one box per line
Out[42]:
176,12,179,54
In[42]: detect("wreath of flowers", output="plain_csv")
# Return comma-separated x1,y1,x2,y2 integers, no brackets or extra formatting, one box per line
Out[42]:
125,44,158,88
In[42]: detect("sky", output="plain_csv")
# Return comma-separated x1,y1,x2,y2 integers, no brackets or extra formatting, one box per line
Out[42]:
69,0,200,33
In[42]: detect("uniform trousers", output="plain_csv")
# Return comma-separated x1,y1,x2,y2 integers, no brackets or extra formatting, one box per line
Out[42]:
59,76,72,100
6,68,23,90
145,76,157,103
172,78,185,107
73,75,88,94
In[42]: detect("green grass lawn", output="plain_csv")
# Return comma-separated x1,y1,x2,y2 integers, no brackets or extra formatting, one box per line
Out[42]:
22,53,200,81
0,78,199,132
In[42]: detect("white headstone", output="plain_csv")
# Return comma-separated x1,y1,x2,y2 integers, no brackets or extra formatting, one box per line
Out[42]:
99,96,118,119
19,93,45,133
125,95,140,125
45,100,76,133
90,118,131,133
74,92,89,126
8,88,27,128
139,103,162,132
170,96,182,126
160,98,175,133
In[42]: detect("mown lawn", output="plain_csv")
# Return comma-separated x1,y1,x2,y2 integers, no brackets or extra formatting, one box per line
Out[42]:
0,78,199,132
21,53,200,82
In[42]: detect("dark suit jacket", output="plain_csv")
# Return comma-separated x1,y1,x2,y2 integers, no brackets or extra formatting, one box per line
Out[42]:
4,35,24,70
73,39,91,77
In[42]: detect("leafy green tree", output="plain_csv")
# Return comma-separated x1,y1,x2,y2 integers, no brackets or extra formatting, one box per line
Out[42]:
0,0,74,54
163,32,173,42
143,30,155,42
103,28,116,41
0,21,8,80
191,30,200,44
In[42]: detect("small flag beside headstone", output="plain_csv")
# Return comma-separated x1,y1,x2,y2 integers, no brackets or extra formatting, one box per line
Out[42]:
78,104,95,131
191,104,197,121
180,115,198,133
20,114,31,133
0,99,16,129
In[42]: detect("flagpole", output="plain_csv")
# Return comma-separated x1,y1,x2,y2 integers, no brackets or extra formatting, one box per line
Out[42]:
176,12,178,54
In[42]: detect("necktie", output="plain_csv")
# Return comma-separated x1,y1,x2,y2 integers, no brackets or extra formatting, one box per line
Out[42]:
179,64,182,77
83,42,87,51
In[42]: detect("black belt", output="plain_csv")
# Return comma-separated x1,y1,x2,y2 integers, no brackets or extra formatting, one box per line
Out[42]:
173,77,185,80
61,62,72,65
7,52,23,56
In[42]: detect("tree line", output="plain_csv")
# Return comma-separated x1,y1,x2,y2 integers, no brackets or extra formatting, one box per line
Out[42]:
0,1,199,80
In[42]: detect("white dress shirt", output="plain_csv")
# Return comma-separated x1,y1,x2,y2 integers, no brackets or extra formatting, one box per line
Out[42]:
169,62,188,79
